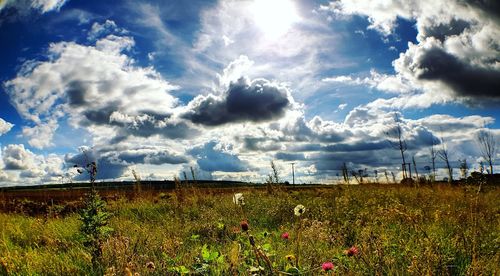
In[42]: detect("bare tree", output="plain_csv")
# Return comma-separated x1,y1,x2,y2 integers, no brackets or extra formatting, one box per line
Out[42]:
386,114,408,179
341,162,350,184
430,137,438,182
459,159,469,179
437,136,453,183
412,156,419,184
477,129,497,175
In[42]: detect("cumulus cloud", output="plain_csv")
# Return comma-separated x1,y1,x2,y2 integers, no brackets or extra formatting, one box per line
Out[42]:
109,111,198,140
322,0,500,107
87,20,126,41
2,144,37,170
183,77,291,126
0,0,67,14
116,148,188,165
0,170,14,183
395,37,500,100
31,0,67,13
0,0,67,25
0,118,14,136
4,28,184,148
189,141,249,172
1,144,65,183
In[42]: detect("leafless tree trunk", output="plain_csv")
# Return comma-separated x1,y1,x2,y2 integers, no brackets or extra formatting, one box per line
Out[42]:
438,136,453,183
477,130,497,175
341,162,350,184
459,159,468,179
430,138,438,182
386,114,408,179
412,156,419,185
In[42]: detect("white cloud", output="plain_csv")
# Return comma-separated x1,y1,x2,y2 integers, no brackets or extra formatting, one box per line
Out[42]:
338,103,348,110
0,118,14,136
323,0,500,107
21,119,59,149
322,70,412,94
87,20,122,41
4,30,180,149
0,0,67,15
31,0,67,13
2,144,37,170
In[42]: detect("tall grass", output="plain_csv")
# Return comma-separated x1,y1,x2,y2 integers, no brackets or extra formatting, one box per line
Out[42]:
0,184,499,275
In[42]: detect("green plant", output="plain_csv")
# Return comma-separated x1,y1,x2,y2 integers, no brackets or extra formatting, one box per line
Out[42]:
75,161,113,270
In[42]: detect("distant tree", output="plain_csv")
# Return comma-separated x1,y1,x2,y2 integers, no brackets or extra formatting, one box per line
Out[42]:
438,136,453,184
429,137,439,182
424,166,431,182
341,163,350,184
477,129,497,175
459,159,469,179
190,166,198,185
412,156,419,185
386,114,409,179
358,169,365,183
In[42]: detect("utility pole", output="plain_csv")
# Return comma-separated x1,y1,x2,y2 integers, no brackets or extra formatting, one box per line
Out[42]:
291,163,295,185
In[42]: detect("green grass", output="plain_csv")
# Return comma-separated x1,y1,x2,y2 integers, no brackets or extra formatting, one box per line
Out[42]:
1,184,499,275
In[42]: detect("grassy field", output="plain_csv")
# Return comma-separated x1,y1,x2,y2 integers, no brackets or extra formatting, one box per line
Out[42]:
0,184,499,275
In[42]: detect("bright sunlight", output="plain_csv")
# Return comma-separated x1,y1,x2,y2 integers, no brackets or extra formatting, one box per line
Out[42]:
251,0,300,39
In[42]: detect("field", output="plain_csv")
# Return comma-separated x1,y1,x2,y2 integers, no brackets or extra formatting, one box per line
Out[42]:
0,184,499,275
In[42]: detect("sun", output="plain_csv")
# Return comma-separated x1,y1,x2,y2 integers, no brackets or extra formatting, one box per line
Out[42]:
251,0,300,40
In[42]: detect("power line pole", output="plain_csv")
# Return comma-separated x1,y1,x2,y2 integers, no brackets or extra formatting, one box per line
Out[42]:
291,163,295,185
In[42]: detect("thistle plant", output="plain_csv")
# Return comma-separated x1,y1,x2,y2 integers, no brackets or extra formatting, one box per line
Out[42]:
75,161,112,270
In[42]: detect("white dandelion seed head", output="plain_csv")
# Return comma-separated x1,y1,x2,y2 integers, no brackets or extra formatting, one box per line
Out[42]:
294,204,305,216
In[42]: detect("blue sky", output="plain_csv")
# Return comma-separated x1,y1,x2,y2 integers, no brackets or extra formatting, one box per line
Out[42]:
0,0,499,186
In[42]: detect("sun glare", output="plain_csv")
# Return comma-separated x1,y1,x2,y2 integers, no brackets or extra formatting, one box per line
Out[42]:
251,0,300,39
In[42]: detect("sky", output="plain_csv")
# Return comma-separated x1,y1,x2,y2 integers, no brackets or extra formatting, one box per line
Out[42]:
0,0,499,186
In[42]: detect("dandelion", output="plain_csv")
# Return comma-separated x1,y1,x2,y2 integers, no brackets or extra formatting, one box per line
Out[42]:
233,193,245,206
294,204,306,216
345,245,359,257
281,232,289,240
322,262,334,271
240,220,249,232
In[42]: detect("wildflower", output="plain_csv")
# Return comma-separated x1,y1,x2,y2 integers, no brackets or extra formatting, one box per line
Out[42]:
322,262,334,271
345,246,359,257
285,254,295,262
233,193,245,206
146,261,155,271
240,220,249,232
281,232,289,240
294,204,306,216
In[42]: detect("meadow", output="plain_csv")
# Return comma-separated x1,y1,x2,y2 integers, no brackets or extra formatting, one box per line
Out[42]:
0,183,499,275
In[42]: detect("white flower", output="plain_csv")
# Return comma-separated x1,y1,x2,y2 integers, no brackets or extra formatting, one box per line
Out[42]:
294,204,305,216
233,193,245,206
